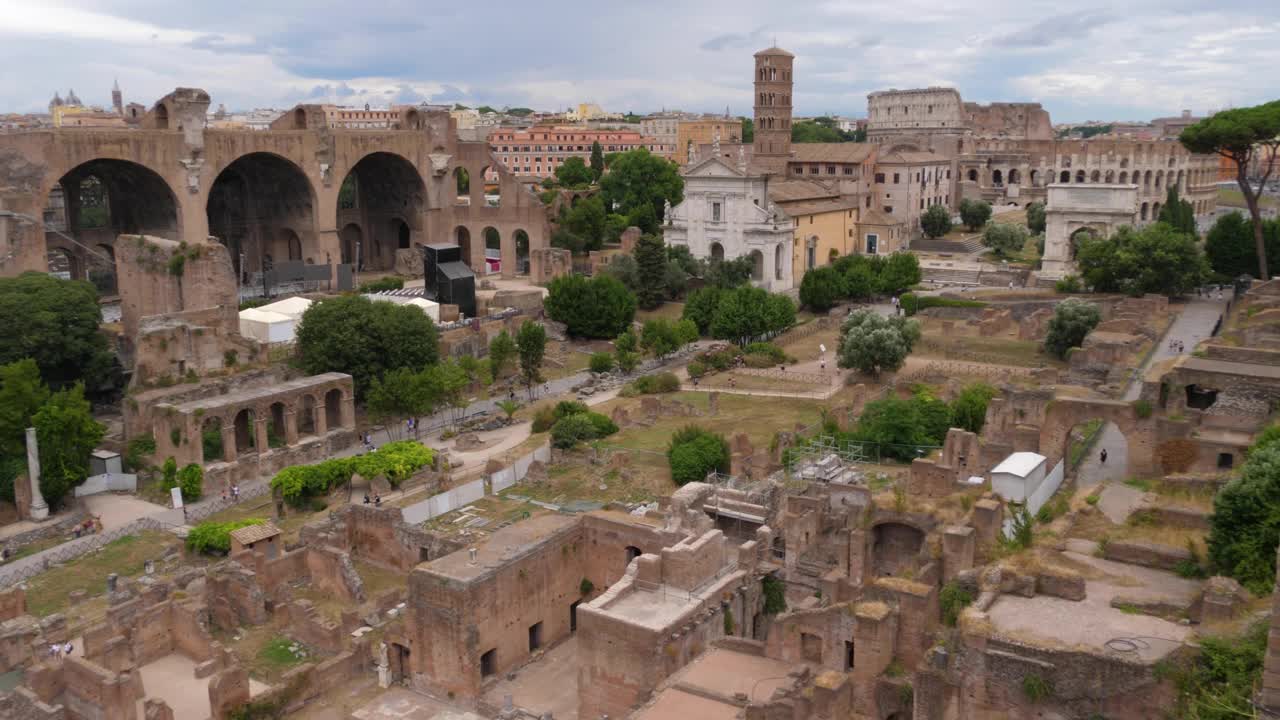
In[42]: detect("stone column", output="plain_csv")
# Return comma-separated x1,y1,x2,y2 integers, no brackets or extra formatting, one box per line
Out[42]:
221,424,238,463
284,410,299,446
25,428,48,521
341,394,356,429
254,416,269,453
315,406,328,435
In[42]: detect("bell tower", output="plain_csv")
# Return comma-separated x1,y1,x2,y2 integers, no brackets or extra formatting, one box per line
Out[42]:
753,46,794,173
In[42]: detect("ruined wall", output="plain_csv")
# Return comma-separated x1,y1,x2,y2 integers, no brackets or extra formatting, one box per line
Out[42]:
407,516,587,699
579,513,668,596
963,102,1053,141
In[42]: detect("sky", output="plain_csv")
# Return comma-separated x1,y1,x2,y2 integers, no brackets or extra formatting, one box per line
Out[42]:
0,0,1277,124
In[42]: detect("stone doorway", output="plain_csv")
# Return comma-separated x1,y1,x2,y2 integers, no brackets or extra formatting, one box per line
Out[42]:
389,643,410,685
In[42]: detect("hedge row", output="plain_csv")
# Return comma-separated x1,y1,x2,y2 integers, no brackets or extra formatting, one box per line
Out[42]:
270,440,435,505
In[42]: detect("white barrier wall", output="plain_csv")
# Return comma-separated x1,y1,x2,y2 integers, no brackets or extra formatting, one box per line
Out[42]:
1003,459,1065,537
74,473,139,497
400,442,550,525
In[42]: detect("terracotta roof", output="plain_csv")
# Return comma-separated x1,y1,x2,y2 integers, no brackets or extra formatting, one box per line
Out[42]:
877,150,949,165
767,179,839,203
789,143,874,164
230,522,281,546
775,196,864,217
859,209,902,226
754,46,795,57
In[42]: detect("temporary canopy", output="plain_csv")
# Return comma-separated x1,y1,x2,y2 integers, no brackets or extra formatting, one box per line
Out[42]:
364,293,440,322
258,296,313,320
238,308,295,344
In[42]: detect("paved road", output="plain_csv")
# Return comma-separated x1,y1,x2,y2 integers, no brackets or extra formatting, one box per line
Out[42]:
1077,293,1231,488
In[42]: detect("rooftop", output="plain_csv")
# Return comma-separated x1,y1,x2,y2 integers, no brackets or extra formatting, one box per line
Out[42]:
421,513,578,582
1179,355,1280,381
633,648,794,720
768,179,840,203
774,196,864,217
230,522,281,546
991,452,1047,478
789,143,874,164
167,372,350,413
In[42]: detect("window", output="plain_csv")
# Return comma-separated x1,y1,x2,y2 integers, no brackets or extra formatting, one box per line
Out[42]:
793,167,803,175
893,173,900,184
712,202,722,222
810,166,819,175
529,622,543,652
827,165,836,175
844,167,853,175
882,206,893,214
481,649,497,677
865,197,871,208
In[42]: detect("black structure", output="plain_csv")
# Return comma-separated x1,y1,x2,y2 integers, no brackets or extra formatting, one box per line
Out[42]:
421,243,476,319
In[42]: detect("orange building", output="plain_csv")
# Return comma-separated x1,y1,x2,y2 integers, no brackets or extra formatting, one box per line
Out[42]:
489,126,672,178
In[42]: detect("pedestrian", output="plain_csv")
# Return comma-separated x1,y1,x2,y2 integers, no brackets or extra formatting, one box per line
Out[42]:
63,642,72,658
820,358,826,371
374,494,382,507
49,643,59,660
1100,448,1108,464
231,484,240,501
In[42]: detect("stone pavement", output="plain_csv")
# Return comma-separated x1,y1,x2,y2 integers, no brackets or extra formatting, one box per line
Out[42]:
1077,293,1232,488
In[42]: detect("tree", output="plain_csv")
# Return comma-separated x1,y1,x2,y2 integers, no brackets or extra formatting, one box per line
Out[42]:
32,383,104,511
876,252,922,295
1205,212,1258,278
983,223,1029,258
296,295,439,399
709,287,794,346
1157,185,1197,236
950,383,997,433
640,319,680,358
1025,202,1046,235
633,234,669,310
599,148,684,234
663,260,689,299
614,328,641,373
799,266,844,312
667,425,730,485
602,254,640,290
545,275,637,338
589,141,605,181
740,118,754,144
836,309,921,377
178,463,203,501
1181,101,1280,280
555,157,595,188
675,319,700,348
959,199,993,232
488,330,517,379
920,204,952,239
842,261,877,301
704,256,755,288
367,368,435,435
0,359,49,459
851,391,950,460
516,320,547,394
562,195,608,251
0,273,118,398
682,287,721,334
1075,224,1208,297
1043,298,1101,359
1207,442,1280,594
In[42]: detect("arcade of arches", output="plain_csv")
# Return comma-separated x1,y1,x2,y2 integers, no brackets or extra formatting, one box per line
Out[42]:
207,152,317,278
335,152,426,271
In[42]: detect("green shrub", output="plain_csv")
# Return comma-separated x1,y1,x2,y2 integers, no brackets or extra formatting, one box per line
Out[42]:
358,277,405,293
1208,442,1280,593
628,372,680,395
161,457,178,490
1133,399,1153,419
178,463,203,501
551,414,598,449
580,577,595,596
186,518,265,555
270,441,434,505
532,406,558,433
589,352,615,373
1002,506,1034,550
1022,674,1052,703
309,497,328,513
940,581,974,627
1055,274,1083,293
687,360,707,379
1166,620,1267,720
124,434,156,472
762,574,787,615
554,401,590,419
667,425,730,485
899,293,986,317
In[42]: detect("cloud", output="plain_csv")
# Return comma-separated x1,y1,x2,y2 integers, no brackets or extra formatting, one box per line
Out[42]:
0,0,1276,123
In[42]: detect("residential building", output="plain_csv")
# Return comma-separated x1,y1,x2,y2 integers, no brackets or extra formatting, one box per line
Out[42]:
873,150,952,233
640,113,683,151
323,104,399,129
488,126,671,179
675,118,742,165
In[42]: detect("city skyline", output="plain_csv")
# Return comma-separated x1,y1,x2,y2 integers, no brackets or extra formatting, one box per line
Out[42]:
0,0,1277,123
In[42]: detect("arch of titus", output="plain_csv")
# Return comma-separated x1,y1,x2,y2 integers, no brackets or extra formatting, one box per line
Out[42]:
1040,183,1138,279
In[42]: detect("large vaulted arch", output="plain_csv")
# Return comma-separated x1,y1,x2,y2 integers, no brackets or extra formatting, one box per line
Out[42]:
206,152,317,279
333,152,426,271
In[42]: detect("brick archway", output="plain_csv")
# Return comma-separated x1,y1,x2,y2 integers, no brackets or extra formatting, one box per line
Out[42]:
1039,397,1156,477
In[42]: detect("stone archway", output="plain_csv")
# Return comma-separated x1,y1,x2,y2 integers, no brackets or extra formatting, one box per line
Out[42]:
871,522,925,578
207,152,317,278
1039,397,1155,479
333,152,425,271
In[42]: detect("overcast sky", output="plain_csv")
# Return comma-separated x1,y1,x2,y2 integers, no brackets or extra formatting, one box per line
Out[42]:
1,0,1276,123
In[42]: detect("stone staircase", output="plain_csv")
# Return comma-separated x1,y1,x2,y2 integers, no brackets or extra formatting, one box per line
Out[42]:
912,235,985,254
921,266,982,285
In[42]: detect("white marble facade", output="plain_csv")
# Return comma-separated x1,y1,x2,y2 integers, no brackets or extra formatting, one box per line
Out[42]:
663,155,794,291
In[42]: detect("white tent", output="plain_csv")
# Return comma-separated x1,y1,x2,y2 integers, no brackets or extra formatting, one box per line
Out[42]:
258,296,313,320
238,308,295,344
404,297,440,322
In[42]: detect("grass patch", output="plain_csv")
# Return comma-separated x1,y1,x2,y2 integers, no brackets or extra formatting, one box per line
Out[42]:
1218,186,1278,210
914,330,1062,368
258,636,310,669
1067,419,1104,469
24,531,180,617
1123,477,1153,492
635,302,685,323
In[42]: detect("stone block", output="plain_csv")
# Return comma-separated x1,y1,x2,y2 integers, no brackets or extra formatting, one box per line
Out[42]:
1103,539,1191,572
1036,569,1085,601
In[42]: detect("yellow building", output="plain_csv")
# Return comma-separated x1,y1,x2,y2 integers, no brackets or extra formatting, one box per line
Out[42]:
52,105,125,128
781,200,908,286
675,119,742,164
